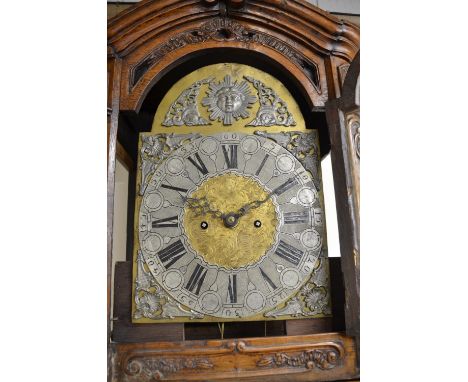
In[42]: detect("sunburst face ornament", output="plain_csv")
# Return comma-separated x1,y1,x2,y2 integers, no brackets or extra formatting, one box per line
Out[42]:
202,75,257,125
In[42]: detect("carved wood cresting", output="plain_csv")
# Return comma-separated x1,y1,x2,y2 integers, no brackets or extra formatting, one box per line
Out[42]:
131,18,321,91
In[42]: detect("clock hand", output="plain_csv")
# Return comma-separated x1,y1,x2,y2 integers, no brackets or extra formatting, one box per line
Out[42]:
183,196,224,218
234,177,297,218
235,194,272,217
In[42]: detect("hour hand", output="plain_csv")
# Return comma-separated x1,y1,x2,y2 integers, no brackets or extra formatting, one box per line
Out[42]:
183,196,223,218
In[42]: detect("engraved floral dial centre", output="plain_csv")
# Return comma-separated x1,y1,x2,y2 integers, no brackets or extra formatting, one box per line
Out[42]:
183,173,278,269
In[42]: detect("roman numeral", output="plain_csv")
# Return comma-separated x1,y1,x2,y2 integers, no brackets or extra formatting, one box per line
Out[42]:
227,274,237,303
260,268,277,291
185,264,208,295
152,215,179,228
284,210,310,224
275,240,304,266
222,145,238,169
255,154,269,176
160,184,188,193
272,177,299,196
157,239,186,268
187,153,208,175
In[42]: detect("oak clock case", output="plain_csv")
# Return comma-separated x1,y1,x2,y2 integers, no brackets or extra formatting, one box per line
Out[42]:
132,64,331,323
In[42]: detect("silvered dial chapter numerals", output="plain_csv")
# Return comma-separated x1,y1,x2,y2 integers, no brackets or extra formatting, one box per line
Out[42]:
185,264,208,295
222,144,238,169
187,153,209,175
138,132,323,319
227,274,237,303
274,240,304,266
158,239,186,268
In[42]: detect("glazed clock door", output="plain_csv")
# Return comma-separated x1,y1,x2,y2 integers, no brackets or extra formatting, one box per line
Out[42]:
132,63,331,323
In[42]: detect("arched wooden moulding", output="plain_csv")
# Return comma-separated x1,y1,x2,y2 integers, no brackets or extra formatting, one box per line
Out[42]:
108,0,359,113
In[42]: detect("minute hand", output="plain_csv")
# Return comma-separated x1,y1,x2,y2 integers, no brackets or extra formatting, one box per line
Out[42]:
236,196,271,217
236,177,298,217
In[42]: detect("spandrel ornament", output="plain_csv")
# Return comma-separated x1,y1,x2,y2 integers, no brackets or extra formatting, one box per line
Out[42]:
139,133,201,195
134,251,204,320
244,75,296,127
254,131,321,190
263,257,331,318
162,77,214,127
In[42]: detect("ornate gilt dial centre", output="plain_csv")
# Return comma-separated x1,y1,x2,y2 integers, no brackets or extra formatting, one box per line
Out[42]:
183,173,278,269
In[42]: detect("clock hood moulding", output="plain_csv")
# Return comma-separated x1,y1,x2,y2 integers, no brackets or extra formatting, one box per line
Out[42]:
107,0,360,113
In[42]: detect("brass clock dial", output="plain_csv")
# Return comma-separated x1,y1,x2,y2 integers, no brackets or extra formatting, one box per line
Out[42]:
138,133,323,319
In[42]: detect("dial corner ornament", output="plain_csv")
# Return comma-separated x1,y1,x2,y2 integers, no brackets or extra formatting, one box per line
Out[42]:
133,131,329,322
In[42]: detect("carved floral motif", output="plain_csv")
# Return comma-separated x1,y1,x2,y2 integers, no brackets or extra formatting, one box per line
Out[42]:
119,339,344,381
124,357,213,381
257,349,339,370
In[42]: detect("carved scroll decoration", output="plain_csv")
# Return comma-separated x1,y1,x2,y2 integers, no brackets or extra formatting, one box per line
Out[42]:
131,18,321,92
118,338,345,381
139,133,201,195
162,77,214,126
345,112,360,213
257,348,339,370
244,76,296,127
124,357,213,381
254,131,321,190
134,250,204,320
338,64,350,88
350,118,360,160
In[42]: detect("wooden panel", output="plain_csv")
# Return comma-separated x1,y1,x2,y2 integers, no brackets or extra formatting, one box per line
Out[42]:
112,261,184,343
286,317,333,336
185,320,285,341
329,257,346,332
113,333,358,381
